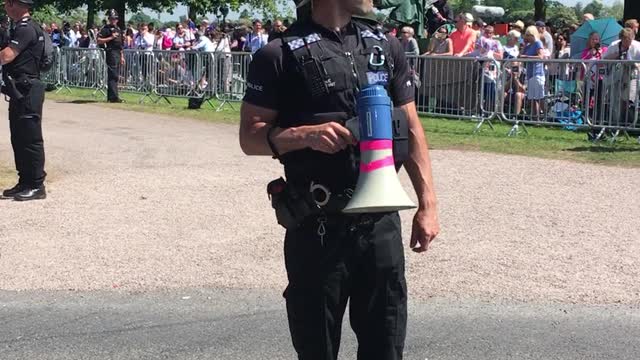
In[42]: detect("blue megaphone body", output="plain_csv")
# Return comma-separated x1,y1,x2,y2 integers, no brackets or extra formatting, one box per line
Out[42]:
343,85,416,213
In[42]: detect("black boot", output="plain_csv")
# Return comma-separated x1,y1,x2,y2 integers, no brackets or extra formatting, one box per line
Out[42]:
2,184,25,198
14,185,47,201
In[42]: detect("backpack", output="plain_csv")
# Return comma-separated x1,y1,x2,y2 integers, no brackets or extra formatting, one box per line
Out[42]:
34,23,54,72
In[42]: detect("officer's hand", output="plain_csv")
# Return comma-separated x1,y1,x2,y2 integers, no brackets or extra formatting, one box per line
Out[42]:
120,56,125,65
410,208,440,253
305,122,356,154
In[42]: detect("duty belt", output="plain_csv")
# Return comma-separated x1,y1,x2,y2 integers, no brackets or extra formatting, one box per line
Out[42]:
306,182,354,214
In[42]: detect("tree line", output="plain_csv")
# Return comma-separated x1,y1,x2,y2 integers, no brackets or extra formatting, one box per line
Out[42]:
23,0,640,31
27,0,288,29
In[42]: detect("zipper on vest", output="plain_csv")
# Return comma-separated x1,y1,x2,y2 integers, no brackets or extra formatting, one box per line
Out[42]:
345,51,360,92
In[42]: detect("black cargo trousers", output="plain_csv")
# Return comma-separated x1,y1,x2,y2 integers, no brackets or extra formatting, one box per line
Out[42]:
284,212,407,360
9,78,46,187
105,49,121,101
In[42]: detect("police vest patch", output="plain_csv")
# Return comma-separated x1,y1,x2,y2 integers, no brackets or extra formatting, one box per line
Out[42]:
287,33,321,51
361,30,386,41
366,71,389,85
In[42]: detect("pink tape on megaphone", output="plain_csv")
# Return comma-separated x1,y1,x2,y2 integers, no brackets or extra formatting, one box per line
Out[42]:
360,140,393,151
360,156,395,173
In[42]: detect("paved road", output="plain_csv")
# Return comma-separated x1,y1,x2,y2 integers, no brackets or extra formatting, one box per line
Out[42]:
1,289,639,360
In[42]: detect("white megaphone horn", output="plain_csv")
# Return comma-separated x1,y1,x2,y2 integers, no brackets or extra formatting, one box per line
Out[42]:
343,85,416,214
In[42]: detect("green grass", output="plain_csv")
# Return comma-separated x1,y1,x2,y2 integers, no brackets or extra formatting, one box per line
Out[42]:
0,164,13,188
46,88,640,167
46,88,239,124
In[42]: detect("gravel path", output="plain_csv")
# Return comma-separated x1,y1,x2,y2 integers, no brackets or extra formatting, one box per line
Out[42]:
0,100,638,304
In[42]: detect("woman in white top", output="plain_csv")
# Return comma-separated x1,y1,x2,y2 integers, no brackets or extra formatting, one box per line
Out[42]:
192,31,216,52
134,23,155,51
191,31,216,91
213,31,233,93
548,33,571,82
172,24,192,50
503,30,520,59
133,23,155,84
214,32,231,54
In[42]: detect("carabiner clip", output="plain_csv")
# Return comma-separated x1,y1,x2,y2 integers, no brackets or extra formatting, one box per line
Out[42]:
310,182,332,207
369,45,386,67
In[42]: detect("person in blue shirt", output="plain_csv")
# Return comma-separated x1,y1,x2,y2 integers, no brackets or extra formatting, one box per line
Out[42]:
519,26,546,120
50,24,61,47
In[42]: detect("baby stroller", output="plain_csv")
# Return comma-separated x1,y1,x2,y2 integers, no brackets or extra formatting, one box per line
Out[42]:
545,78,584,130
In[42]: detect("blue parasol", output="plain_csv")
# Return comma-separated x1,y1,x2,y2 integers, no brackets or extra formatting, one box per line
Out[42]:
570,18,623,59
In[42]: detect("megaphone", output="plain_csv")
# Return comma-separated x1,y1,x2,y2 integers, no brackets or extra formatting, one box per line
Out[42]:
343,85,416,214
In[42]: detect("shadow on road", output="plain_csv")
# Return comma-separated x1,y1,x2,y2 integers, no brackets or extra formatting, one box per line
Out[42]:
565,146,640,153
57,100,102,105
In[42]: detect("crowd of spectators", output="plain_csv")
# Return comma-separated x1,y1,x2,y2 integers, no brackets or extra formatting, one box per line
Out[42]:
31,16,294,95
16,9,640,130
37,16,294,56
394,11,640,129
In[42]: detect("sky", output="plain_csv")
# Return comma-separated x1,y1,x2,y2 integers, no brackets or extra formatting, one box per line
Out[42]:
147,0,621,22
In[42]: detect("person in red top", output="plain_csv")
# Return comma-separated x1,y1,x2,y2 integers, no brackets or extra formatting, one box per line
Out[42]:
450,13,476,56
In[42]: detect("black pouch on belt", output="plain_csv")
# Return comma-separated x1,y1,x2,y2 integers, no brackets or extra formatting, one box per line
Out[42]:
267,177,319,229
392,108,409,165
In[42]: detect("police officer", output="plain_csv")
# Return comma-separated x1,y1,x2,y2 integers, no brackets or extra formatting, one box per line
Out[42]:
97,9,124,103
239,0,440,359
1,0,47,201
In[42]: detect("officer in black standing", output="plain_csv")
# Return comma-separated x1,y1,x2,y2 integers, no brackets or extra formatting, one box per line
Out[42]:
97,9,124,103
1,0,47,201
239,0,440,359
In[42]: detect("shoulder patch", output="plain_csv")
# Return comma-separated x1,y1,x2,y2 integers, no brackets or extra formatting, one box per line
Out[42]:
361,29,386,41
287,33,321,51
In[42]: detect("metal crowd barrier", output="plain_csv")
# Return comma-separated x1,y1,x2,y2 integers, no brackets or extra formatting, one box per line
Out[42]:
41,47,62,89
214,52,251,111
500,58,589,136
409,55,498,132
582,59,640,141
58,47,106,96
45,48,640,142
118,50,221,106
119,49,157,102
500,58,640,140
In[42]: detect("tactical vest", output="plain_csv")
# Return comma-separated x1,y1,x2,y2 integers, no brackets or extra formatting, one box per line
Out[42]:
277,20,409,191
282,21,395,118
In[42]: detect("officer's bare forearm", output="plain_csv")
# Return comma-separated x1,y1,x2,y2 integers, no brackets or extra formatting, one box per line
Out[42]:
240,102,309,156
0,47,18,65
398,102,438,211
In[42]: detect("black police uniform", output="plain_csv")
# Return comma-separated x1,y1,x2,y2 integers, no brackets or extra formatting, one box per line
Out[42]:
99,22,123,102
244,17,415,360
4,16,47,193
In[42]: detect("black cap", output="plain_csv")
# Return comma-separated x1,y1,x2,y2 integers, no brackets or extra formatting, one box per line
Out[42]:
106,9,119,19
17,0,34,5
